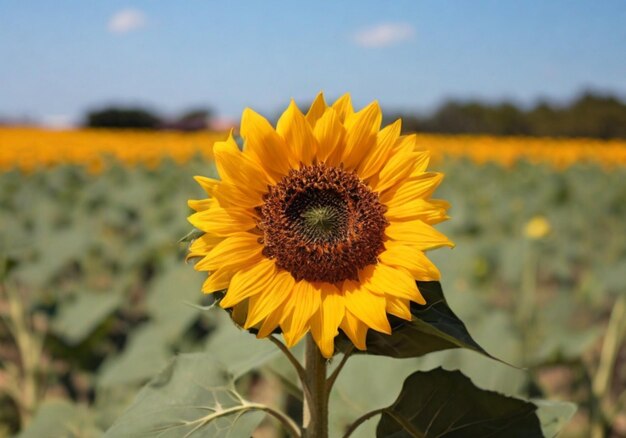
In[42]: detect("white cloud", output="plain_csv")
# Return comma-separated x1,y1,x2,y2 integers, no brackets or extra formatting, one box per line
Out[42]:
352,23,415,48
108,9,147,34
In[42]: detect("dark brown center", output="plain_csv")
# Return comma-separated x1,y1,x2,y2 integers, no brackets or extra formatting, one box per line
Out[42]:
257,163,388,283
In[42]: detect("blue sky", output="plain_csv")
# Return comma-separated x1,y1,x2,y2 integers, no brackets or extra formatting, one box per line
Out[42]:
1,0,625,126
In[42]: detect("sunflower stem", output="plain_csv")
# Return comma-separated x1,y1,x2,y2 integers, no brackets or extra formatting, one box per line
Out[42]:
302,334,328,438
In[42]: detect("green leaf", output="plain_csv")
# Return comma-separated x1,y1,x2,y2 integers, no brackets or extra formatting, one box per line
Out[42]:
52,291,123,345
97,325,170,387
376,367,543,438
533,400,577,438
415,310,528,397
204,311,281,379
15,225,91,288
146,262,205,343
338,282,497,361
329,356,421,438
16,400,102,438
179,228,204,243
104,353,265,438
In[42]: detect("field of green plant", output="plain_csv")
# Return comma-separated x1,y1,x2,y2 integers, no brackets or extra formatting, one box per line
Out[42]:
1,157,625,437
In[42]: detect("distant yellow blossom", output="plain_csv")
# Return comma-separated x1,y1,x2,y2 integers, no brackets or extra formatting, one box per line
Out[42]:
524,216,551,240
0,128,223,172
2,127,626,172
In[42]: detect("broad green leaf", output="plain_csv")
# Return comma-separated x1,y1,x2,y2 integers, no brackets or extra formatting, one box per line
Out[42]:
376,368,543,438
52,291,123,345
329,356,421,438
530,325,602,365
415,310,527,396
97,325,170,387
146,262,205,343
104,353,265,438
16,400,102,438
204,311,281,378
15,225,91,288
337,282,497,361
533,400,577,438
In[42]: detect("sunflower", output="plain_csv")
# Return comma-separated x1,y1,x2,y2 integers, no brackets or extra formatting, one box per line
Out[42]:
187,93,453,358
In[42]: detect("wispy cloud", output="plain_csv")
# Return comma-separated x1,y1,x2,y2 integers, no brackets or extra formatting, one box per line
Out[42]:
108,9,147,34
352,23,415,48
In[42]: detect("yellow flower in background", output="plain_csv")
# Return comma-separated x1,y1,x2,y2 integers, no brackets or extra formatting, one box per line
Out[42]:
187,93,453,357
524,216,551,240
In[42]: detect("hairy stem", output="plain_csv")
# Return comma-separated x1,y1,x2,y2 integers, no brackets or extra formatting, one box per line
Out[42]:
302,334,328,438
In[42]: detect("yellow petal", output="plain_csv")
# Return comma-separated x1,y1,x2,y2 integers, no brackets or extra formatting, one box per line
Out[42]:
213,182,263,209
313,108,346,164
213,134,274,193
244,270,295,329
339,310,368,350
220,258,276,308
385,296,412,320
371,149,421,193
378,242,441,281
187,233,224,260
340,101,381,170
385,198,450,224
276,100,319,166
241,108,292,178
188,204,256,236
201,268,234,294
359,263,425,304
342,280,391,334
310,284,344,358
331,93,354,123
193,176,219,196
187,198,212,212
194,232,262,272
385,219,455,251
381,172,444,206
256,300,287,338
394,133,419,154
409,151,431,175
306,92,328,128
358,119,401,180
281,281,322,347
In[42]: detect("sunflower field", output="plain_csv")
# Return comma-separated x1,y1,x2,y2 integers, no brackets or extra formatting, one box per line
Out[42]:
1,126,626,437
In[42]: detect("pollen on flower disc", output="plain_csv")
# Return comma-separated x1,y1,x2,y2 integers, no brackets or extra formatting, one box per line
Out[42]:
258,163,388,283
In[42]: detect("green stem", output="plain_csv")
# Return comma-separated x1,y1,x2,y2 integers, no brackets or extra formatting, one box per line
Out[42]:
302,334,328,438
517,240,537,364
590,294,626,438
342,409,384,438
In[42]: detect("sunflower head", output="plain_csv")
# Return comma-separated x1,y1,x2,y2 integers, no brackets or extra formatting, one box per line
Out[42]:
188,93,453,358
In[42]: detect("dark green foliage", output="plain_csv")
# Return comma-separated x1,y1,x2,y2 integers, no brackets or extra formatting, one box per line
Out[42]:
376,368,542,438
337,281,495,360
392,92,626,138
2,158,621,437
85,107,162,129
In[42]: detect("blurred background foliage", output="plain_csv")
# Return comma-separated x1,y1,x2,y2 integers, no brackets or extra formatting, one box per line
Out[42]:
1,146,625,436
392,92,626,139
76,91,626,139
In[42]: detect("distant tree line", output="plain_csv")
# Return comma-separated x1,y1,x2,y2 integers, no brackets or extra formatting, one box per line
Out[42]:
84,107,213,131
84,91,626,139
389,92,626,139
